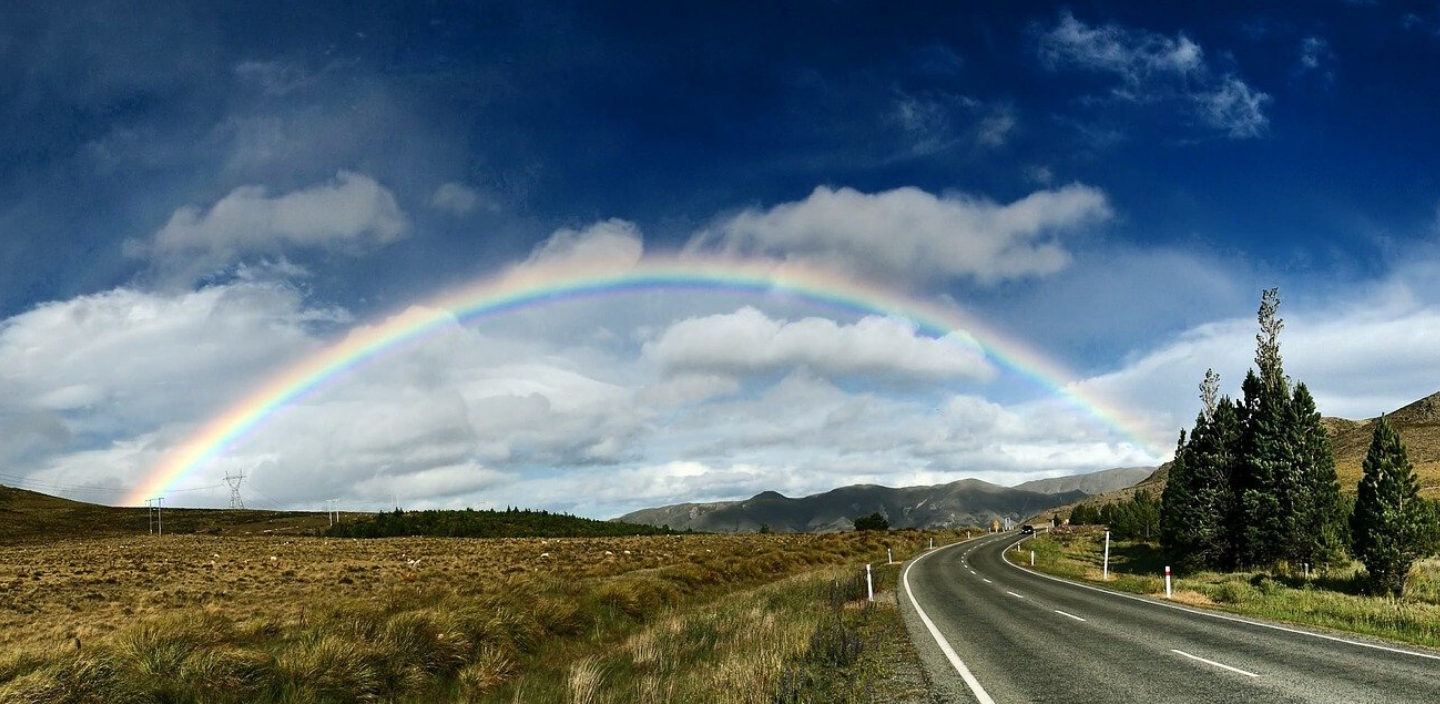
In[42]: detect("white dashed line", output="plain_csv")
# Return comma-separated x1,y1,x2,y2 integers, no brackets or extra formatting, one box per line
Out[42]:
1054,610,1087,622
1171,649,1259,678
1006,591,1024,599
982,578,992,583
901,537,997,704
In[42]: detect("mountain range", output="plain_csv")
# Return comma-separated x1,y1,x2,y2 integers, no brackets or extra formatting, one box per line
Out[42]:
617,466,1153,533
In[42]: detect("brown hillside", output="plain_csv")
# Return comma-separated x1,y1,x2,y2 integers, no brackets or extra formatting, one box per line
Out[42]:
1041,390,1440,521
1325,390,1440,498
0,484,336,544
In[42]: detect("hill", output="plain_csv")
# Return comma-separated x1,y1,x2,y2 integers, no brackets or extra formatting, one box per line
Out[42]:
0,483,336,543
1012,466,1154,496
618,478,1098,533
1324,390,1440,496
1046,390,1440,521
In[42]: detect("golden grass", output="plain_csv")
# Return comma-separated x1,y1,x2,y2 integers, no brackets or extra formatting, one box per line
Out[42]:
0,529,962,703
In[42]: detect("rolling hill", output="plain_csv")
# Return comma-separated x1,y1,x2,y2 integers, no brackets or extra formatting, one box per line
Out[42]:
0,483,337,543
617,467,1157,533
1048,390,1440,520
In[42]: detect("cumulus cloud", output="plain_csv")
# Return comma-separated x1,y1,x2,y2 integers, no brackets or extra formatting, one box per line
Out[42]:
1037,11,1269,139
523,218,645,270
690,184,1111,285
128,171,408,281
429,182,493,215
1079,281,1440,441
645,307,994,381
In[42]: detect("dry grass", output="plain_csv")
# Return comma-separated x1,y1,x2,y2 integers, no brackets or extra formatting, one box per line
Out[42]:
0,529,962,702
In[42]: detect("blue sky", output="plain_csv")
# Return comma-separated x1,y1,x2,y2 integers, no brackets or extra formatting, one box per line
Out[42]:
2,1,1439,517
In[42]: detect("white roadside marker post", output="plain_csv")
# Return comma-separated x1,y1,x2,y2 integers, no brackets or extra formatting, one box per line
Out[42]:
929,537,934,550
888,548,894,564
1304,563,1310,580
1102,531,1111,581
1165,565,1173,599
1030,550,1035,566
866,563,874,602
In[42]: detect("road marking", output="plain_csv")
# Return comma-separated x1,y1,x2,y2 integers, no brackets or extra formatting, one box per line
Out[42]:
1171,649,1258,678
982,578,992,583
1054,610,1087,622
1006,591,1024,599
999,542,1440,664
901,536,997,704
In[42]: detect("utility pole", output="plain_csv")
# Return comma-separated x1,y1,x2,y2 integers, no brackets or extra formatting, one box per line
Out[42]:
224,470,246,510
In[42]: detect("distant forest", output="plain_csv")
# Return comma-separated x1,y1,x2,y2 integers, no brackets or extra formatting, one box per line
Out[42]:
324,507,687,539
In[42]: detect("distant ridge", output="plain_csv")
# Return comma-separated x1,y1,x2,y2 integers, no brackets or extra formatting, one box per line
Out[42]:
1012,466,1154,496
1050,389,1440,519
617,466,1155,533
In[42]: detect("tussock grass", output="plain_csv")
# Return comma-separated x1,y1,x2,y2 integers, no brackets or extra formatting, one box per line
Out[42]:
1024,530,1440,650
0,530,965,703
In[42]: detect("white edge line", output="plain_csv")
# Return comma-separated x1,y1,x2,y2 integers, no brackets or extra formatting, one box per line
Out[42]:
1171,649,1259,677
1054,609,1087,622
902,536,998,704
1001,537,1440,663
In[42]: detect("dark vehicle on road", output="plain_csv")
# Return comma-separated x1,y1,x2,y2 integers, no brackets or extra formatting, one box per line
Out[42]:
1020,525,1034,535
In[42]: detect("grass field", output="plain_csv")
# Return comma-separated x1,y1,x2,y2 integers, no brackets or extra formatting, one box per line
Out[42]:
0,528,956,703
1019,528,1440,651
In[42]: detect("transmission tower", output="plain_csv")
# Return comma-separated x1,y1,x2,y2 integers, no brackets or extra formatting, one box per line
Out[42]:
146,497,163,535
224,470,246,509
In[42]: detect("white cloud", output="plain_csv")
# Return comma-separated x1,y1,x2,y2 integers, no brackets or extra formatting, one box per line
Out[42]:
1037,11,1270,139
1202,75,1271,138
429,182,493,215
977,107,1017,147
1079,280,1440,441
523,218,645,270
1038,12,1205,91
0,283,336,436
690,185,1111,285
129,171,408,280
645,306,994,381
1299,36,1330,72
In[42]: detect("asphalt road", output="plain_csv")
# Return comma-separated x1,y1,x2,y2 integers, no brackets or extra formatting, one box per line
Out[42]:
898,531,1440,703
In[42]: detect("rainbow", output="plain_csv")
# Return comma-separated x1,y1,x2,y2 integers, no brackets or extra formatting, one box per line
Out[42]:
126,257,1162,505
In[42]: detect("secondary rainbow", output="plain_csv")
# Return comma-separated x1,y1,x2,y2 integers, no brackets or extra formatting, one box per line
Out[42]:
126,257,1162,505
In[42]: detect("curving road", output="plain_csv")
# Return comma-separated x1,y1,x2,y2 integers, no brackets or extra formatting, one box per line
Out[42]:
898,531,1440,703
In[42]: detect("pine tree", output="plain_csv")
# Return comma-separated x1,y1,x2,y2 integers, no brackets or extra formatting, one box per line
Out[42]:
1351,416,1427,596
1163,391,1242,572
1288,383,1346,568
1236,368,1293,567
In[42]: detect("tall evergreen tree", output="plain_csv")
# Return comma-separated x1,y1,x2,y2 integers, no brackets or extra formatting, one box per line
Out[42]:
1236,368,1294,567
1233,289,1313,569
1288,383,1346,568
1163,394,1241,572
1351,415,1427,595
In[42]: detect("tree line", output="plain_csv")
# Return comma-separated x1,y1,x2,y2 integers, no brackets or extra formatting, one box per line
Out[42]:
325,506,687,539
1076,290,1439,595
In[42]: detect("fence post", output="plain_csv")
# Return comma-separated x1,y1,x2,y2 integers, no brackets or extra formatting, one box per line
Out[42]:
866,563,874,602
1164,565,1172,599
1102,531,1111,581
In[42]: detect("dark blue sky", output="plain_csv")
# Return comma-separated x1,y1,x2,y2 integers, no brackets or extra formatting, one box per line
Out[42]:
3,1,1440,513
